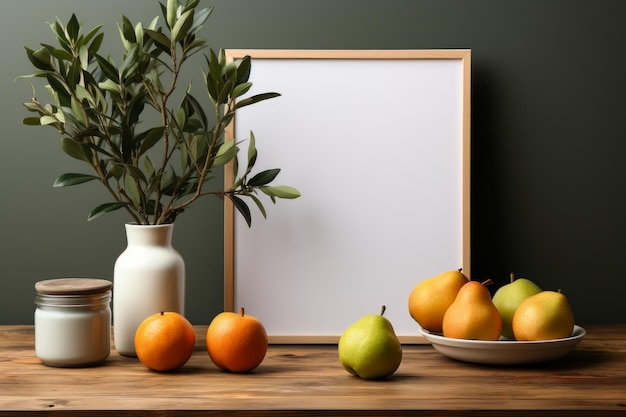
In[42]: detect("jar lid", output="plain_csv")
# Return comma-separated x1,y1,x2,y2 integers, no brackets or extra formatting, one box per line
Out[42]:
35,278,112,295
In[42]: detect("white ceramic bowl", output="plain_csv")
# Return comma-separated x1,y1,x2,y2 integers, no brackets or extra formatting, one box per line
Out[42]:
420,325,586,365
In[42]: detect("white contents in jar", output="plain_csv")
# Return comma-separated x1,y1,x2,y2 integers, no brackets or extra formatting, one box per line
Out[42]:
34,278,112,367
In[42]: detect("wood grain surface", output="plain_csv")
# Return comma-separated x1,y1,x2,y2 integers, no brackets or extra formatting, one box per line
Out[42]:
1,325,625,416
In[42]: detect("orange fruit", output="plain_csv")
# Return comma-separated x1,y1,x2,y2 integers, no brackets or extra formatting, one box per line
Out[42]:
206,308,268,372
134,311,196,372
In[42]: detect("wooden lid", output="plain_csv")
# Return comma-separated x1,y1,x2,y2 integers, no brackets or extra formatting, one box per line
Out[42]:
35,278,112,295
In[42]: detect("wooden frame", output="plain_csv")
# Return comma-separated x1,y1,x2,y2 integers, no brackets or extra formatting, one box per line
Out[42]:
224,50,471,344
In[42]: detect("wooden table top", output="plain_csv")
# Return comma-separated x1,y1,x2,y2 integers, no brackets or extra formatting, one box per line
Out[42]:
1,324,625,416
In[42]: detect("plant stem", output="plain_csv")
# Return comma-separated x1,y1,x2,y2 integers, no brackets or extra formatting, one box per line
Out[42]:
152,35,185,224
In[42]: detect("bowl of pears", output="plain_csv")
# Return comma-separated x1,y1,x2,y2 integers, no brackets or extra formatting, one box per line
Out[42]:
408,270,585,365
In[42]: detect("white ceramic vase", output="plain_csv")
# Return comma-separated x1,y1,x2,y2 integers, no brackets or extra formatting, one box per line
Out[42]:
113,223,185,356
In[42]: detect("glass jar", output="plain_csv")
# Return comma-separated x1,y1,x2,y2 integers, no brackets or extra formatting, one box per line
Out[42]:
34,278,112,367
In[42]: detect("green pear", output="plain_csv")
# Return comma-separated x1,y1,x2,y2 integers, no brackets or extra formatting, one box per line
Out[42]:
492,272,542,339
338,306,402,380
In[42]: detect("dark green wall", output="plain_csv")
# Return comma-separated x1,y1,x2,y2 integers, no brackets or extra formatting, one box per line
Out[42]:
2,0,625,325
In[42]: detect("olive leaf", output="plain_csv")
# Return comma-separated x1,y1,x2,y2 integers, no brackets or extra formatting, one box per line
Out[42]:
53,173,100,187
230,195,252,227
260,185,302,200
248,169,281,187
87,202,130,221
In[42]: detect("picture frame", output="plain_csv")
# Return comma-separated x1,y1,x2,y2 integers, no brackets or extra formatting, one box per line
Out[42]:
224,49,471,343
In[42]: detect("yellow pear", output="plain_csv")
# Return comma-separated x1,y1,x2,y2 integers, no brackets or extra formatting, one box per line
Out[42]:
408,268,469,333
512,289,575,341
442,279,502,341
